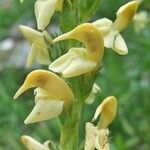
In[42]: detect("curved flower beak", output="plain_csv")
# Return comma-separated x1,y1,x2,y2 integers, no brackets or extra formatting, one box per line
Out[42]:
52,23,104,62
21,135,50,150
35,0,63,30
14,70,74,101
113,1,139,32
19,25,50,67
92,96,117,129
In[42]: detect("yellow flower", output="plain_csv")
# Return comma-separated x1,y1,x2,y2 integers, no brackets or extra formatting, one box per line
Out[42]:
84,96,117,150
14,70,74,124
92,96,117,128
85,123,109,150
35,0,63,30
93,1,138,55
21,135,52,150
49,23,104,78
19,25,50,67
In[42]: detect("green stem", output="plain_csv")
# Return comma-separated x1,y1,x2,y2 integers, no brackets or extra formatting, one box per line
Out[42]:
59,101,83,150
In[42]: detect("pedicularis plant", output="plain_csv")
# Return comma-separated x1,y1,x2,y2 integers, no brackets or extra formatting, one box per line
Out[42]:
14,0,138,149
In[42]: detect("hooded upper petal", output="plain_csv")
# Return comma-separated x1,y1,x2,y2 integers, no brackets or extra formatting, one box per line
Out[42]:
14,70,74,101
52,23,104,62
35,0,57,30
92,96,117,129
35,0,64,30
112,1,139,32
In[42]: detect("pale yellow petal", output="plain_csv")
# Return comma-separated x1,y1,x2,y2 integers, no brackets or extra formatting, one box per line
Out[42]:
26,43,39,67
34,88,51,103
19,25,49,66
112,1,138,32
49,47,97,78
103,30,118,49
113,33,128,55
14,70,74,101
62,57,96,78
26,42,49,67
19,25,43,43
49,49,76,73
95,129,110,150
35,0,57,30
21,135,49,150
92,18,112,28
36,47,50,65
84,122,97,150
24,100,64,124
52,23,104,62
92,96,117,129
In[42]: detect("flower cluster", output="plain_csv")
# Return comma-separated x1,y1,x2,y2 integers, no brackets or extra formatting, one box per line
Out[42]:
15,0,138,149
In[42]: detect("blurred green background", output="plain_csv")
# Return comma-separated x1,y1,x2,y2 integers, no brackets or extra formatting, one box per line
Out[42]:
0,0,150,149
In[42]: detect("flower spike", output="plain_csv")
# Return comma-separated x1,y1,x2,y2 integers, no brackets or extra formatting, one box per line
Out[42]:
92,96,117,129
49,23,104,78
19,25,50,67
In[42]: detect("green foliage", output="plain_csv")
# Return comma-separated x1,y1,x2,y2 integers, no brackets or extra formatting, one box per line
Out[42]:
0,0,34,39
